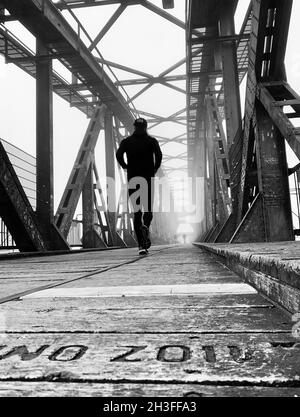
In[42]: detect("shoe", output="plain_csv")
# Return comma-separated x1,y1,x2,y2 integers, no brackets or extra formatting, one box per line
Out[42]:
139,248,147,255
140,225,151,249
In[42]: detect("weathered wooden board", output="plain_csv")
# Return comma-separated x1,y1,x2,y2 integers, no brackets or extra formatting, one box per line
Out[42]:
0,281,62,300
0,334,299,383
61,274,241,289
0,304,290,333
0,382,299,397
0,267,110,278
0,245,168,263
24,283,256,298
0,247,171,301
78,269,240,287
5,293,274,310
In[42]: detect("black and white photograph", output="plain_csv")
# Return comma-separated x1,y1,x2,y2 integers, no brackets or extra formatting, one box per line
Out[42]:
0,0,300,406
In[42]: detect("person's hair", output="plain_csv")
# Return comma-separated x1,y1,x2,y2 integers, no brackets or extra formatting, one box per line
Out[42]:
134,118,148,129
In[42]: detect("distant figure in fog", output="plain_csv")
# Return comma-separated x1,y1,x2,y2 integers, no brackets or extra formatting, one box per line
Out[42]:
116,118,162,255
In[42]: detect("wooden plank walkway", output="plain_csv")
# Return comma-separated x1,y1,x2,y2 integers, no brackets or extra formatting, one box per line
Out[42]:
0,245,299,397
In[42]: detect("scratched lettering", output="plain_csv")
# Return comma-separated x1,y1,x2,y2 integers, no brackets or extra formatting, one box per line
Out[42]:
227,345,253,363
157,345,191,362
48,345,88,361
110,346,147,362
202,345,216,363
0,345,49,361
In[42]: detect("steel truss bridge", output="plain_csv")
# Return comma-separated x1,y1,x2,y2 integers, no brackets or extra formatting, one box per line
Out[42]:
0,0,300,252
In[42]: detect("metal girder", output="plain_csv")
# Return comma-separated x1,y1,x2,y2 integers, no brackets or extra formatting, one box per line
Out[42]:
219,0,295,244
2,0,135,130
252,100,294,241
230,194,266,243
115,74,186,86
206,95,231,217
56,0,140,10
236,0,293,223
57,0,185,30
88,3,126,51
0,25,96,118
82,163,107,248
141,1,185,30
186,0,252,177
0,141,49,252
95,57,153,79
258,82,300,159
92,158,125,247
55,105,106,237
219,0,242,148
36,40,54,243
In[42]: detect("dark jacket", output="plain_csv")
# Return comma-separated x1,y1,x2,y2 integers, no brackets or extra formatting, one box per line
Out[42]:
116,133,162,180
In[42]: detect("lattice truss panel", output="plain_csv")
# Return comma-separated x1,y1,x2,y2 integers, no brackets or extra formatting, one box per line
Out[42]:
1,1,189,175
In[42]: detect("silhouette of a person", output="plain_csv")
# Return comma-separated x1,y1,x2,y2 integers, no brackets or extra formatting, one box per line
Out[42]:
116,118,162,254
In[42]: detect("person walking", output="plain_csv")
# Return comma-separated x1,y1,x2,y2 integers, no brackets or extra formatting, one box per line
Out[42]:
116,118,162,255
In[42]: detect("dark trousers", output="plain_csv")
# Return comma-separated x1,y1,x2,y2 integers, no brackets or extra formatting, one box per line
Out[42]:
128,176,154,247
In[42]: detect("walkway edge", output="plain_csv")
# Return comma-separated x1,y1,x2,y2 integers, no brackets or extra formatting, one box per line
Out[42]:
193,242,300,315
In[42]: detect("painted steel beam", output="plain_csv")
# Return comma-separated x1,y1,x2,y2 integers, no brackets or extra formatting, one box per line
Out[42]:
141,1,186,30
0,141,48,252
258,82,300,159
36,40,54,242
95,57,153,79
115,74,187,86
55,105,106,237
0,26,95,118
105,109,119,245
219,0,242,147
2,0,134,130
56,0,140,10
88,4,126,51
189,33,250,45
237,0,293,223
82,164,98,248
222,0,295,244
253,101,294,241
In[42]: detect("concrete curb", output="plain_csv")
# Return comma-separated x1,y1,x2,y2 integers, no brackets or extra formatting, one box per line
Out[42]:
194,242,300,314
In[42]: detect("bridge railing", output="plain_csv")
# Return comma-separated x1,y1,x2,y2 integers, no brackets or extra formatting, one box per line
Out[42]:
0,138,37,251
290,171,300,238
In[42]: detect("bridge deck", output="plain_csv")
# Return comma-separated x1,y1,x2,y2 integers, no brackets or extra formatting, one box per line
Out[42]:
0,245,299,397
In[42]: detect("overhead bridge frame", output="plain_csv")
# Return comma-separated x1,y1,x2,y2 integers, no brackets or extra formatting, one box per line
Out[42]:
187,0,299,244
0,0,179,251
1,0,298,251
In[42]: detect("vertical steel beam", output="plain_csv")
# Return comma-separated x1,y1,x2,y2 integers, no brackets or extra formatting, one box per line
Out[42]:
82,163,94,248
219,0,242,147
194,106,206,239
254,101,294,241
105,109,117,243
206,107,216,231
36,39,53,241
